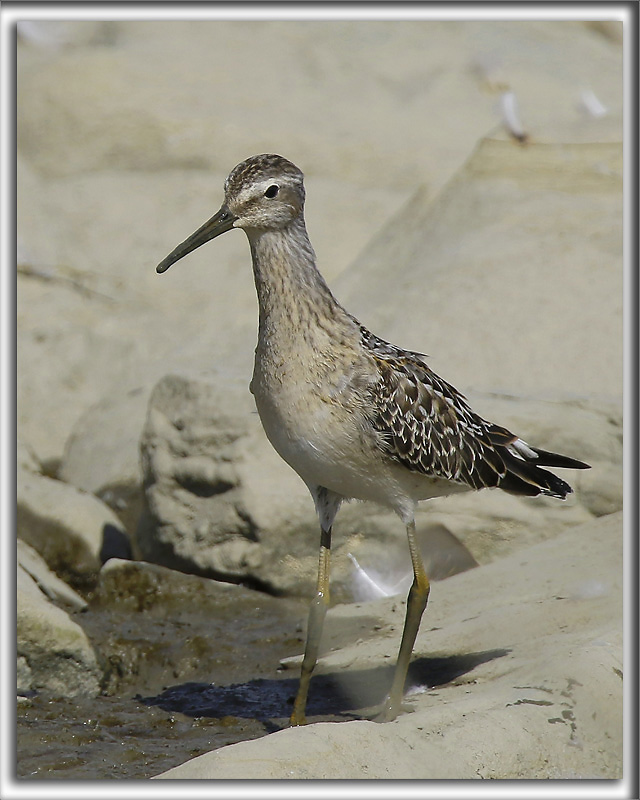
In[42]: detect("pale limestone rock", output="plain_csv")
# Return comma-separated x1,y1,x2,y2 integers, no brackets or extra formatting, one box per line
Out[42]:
59,387,151,535
156,512,622,780
17,469,131,585
17,567,101,697
17,539,88,611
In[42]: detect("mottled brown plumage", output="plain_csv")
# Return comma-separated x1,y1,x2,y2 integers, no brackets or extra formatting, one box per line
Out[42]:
357,325,587,498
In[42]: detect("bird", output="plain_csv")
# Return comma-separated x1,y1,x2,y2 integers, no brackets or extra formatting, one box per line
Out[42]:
156,153,590,725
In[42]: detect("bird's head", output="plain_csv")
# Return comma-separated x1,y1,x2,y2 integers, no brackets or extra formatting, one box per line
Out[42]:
156,154,305,274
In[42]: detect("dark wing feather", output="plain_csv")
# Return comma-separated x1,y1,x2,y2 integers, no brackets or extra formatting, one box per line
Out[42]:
360,328,589,500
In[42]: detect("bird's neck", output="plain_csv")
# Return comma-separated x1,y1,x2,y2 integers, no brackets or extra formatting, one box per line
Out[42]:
246,215,350,342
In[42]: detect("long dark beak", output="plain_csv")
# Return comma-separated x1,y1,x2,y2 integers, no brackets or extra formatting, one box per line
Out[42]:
156,205,237,273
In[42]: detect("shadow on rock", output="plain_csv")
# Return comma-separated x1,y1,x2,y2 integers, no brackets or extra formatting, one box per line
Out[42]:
136,648,509,724
137,678,298,724
407,648,510,689
100,522,132,563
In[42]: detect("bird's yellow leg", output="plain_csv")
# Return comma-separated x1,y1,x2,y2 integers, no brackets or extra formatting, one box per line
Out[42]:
379,519,430,722
290,527,331,726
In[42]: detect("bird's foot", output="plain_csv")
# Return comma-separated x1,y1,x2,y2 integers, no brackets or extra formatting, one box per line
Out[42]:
374,696,416,723
289,710,308,726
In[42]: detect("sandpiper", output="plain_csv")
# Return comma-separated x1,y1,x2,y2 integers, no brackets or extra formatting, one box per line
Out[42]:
156,154,590,725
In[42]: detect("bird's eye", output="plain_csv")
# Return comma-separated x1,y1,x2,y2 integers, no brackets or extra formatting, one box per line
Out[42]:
264,184,279,199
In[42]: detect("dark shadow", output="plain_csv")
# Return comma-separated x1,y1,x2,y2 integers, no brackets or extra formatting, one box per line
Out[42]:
136,648,509,725
408,649,510,689
100,522,132,562
136,678,299,725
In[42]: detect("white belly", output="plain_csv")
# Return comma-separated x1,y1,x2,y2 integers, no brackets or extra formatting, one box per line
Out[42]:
251,373,468,516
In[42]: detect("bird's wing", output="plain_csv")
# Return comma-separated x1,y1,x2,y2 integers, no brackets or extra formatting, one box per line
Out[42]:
359,328,586,498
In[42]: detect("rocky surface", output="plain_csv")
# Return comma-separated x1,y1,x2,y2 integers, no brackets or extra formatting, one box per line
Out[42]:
334,137,623,401
17,540,88,612
17,566,101,698
157,512,623,780
15,16,623,781
59,386,151,537
17,461,131,588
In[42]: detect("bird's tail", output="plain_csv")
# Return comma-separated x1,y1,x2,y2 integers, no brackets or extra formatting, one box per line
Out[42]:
487,423,590,499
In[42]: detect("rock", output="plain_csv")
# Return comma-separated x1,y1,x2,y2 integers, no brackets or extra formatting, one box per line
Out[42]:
17,22,621,186
95,557,272,614
155,511,622,780
17,656,33,695
334,137,623,402
415,392,622,562
17,540,88,611
584,21,623,44
17,20,115,50
59,386,151,536
94,557,303,635
17,437,41,474
17,468,131,588
17,566,101,697
578,467,623,518
136,373,293,591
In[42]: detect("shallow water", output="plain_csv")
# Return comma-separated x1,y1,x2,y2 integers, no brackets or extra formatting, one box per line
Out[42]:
17,693,271,780
16,530,484,779
16,575,319,779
